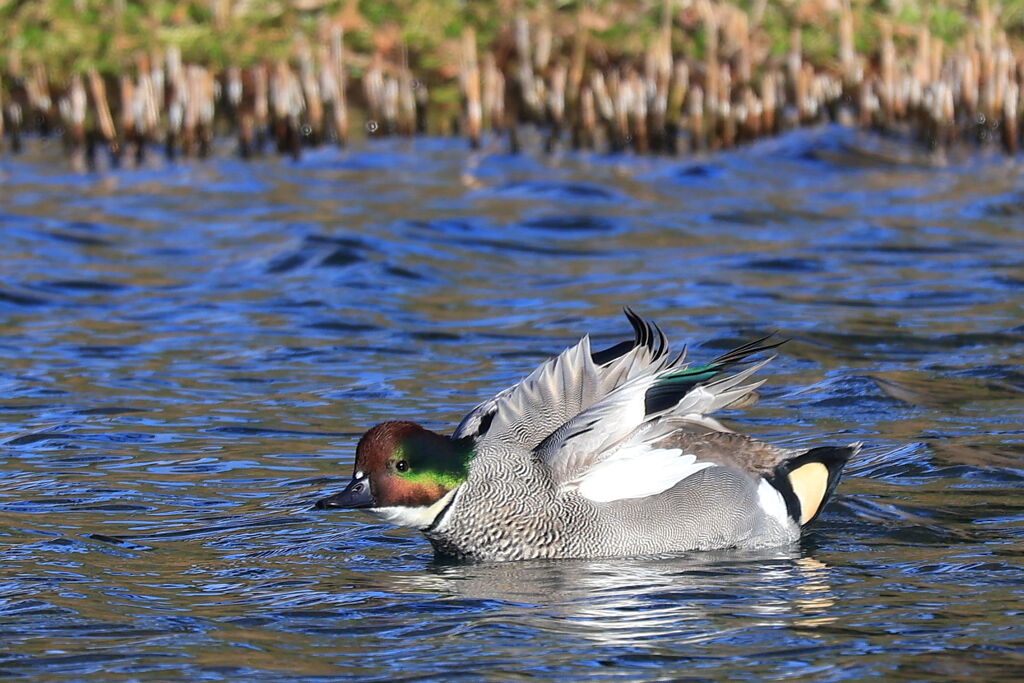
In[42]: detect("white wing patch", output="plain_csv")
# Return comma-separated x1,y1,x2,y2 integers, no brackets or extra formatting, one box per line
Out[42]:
563,445,714,503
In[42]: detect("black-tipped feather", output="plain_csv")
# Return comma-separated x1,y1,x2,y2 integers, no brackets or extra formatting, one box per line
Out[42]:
474,409,496,437
709,334,786,367
651,319,668,358
627,307,649,349
591,307,667,366
643,334,783,416
591,340,635,366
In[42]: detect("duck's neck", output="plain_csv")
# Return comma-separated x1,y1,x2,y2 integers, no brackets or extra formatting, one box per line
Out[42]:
370,486,462,530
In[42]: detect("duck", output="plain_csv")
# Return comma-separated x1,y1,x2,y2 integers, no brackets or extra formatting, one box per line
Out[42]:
315,310,859,562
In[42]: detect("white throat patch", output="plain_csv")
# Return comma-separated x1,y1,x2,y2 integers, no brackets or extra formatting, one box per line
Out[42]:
369,486,461,530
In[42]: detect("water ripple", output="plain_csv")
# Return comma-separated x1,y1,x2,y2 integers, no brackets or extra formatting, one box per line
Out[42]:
0,133,1021,680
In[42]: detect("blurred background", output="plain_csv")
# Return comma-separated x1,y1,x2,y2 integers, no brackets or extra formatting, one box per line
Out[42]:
6,1,1024,166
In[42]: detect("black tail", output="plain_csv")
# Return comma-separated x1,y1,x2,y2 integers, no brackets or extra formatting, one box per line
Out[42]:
768,443,859,526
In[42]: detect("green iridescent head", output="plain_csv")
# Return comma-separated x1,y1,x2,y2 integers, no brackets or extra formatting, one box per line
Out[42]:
320,421,472,511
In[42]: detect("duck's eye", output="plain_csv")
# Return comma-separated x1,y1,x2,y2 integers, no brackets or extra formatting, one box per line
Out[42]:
395,460,409,472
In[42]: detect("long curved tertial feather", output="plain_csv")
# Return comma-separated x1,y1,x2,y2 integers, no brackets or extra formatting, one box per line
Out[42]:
452,310,672,446
536,337,781,487
644,336,784,414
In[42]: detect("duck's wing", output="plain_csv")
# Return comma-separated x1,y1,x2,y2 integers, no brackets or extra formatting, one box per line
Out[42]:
452,310,672,448
534,338,782,494
537,338,858,526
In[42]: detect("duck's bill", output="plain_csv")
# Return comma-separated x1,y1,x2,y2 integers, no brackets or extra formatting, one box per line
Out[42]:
314,477,374,510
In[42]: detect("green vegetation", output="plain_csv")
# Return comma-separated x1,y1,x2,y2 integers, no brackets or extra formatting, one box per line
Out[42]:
5,1,1024,161
3,1,1024,82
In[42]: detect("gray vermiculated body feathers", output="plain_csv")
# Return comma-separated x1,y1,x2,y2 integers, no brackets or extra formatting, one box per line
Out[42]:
428,434,802,561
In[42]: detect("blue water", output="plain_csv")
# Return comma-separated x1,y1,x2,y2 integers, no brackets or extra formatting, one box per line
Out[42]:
1,128,1023,680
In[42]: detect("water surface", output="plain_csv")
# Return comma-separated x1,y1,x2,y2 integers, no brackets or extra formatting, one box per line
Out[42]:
1,129,1023,680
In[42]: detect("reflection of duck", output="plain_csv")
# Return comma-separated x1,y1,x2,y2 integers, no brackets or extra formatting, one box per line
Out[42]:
318,311,859,562
388,549,836,647
792,557,839,628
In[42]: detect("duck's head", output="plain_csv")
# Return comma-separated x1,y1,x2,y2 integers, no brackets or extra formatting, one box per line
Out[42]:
314,421,471,529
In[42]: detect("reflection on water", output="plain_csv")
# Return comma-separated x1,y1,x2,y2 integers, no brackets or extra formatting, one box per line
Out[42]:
1,127,1022,680
396,549,838,648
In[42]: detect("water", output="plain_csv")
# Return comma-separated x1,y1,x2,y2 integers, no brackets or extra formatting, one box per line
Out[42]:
1,128,1022,680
